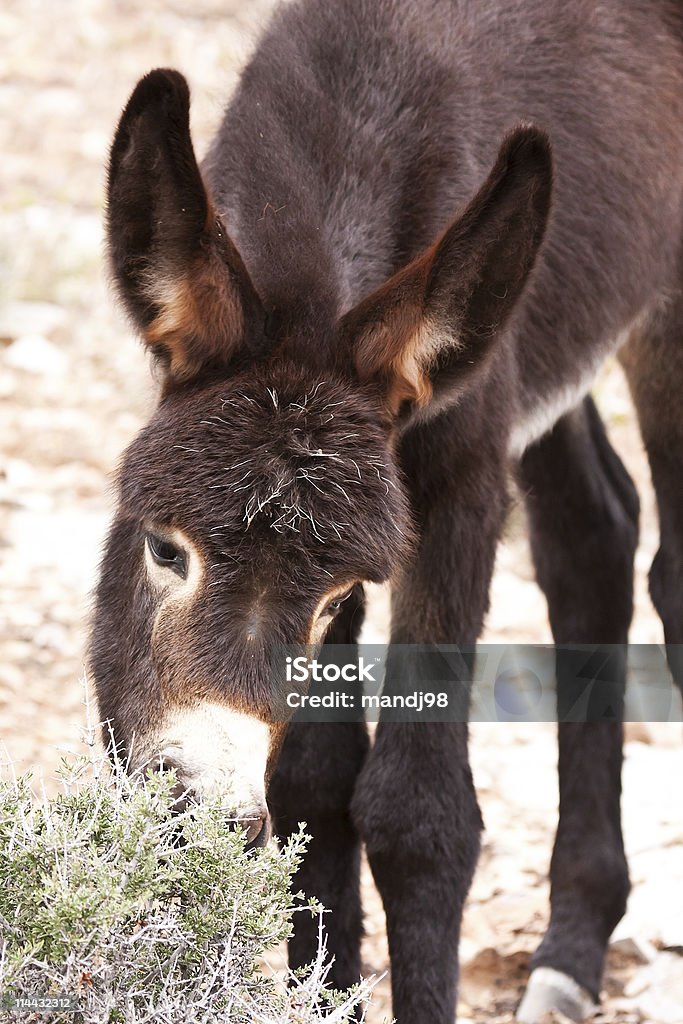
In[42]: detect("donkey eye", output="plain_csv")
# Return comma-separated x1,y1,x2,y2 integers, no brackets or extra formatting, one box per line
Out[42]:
325,588,354,615
146,532,188,578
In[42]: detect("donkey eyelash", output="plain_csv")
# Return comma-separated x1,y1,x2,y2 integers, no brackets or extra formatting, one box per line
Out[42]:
146,532,188,579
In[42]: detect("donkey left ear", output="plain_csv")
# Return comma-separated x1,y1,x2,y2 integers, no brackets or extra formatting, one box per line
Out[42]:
107,69,263,385
340,125,552,417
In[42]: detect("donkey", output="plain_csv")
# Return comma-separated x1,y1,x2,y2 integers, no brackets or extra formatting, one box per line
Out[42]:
90,0,683,1021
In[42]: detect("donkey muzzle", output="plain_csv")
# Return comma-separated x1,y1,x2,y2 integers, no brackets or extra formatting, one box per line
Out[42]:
150,751,270,847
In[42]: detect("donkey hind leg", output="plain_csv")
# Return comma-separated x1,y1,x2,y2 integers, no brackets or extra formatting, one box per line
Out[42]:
267,587,369,992
516,397,638,1024
620,304,683,691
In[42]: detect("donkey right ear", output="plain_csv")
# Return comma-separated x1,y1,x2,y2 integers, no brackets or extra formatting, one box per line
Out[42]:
107,69,263,385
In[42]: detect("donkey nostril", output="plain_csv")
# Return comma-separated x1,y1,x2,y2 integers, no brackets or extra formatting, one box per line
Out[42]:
147,758,268,843
246,814,271,851
231,809,270,850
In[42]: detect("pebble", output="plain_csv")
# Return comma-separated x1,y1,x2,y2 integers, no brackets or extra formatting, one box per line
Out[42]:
625,722,682,746
624,953,683,1023
4,333,67,375
0,300,67,341
609,936,658,965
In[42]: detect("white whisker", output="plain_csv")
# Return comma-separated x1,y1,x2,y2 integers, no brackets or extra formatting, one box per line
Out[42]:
329,480,351,503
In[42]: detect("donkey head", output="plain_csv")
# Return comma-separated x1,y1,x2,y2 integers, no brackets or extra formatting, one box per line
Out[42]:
90,70,551,844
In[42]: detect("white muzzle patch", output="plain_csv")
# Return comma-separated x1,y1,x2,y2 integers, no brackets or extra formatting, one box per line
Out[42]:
139,703,270,827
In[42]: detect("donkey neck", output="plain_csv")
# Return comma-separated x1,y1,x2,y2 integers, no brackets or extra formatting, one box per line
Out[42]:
201,4,474,354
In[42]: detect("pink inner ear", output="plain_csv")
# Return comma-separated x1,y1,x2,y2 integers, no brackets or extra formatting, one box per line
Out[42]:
143,250,245,384
107,69,265,388
141,202,265,386
341,125,552,418
342,244,436,413
356,316,439,414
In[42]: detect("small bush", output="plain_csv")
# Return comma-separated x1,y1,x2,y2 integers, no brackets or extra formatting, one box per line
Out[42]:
0,753,374,1023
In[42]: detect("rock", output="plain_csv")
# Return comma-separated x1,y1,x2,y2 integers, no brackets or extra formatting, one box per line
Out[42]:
625,722,682,746
4,334,67,375
624,952,683,1024
4,457,35,490
609,936,658,965
33,622,70,652
0,300,67,342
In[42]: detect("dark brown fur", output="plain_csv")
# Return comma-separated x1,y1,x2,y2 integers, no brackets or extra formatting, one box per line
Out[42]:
91,3,683,1021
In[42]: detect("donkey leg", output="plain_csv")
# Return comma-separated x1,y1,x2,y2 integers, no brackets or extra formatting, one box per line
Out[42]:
353,720,482,1023
516,397,638,1024
621,309,683,691
352,419,508,1024
268,588,369,990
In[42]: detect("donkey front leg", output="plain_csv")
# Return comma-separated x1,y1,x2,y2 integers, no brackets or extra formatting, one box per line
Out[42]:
352,421,508,1023
268,588,369,992
516,397,638,1023
353,720,481,1022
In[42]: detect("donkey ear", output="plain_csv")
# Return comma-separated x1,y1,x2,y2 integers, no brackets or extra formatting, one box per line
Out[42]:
340,125,552,417
107,69,263,384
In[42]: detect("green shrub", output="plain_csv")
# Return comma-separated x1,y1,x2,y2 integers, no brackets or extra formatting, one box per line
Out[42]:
0,754,374,1023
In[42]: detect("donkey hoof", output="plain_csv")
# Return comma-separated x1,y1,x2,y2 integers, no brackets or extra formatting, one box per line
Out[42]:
516,967,597,1024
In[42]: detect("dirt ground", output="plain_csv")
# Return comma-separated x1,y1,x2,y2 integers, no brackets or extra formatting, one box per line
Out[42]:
1,2,681,1022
